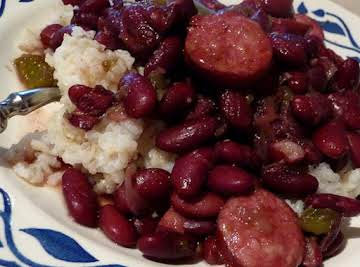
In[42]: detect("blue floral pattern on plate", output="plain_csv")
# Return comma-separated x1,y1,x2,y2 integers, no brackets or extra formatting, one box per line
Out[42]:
0,188,125,267
298,2,360,62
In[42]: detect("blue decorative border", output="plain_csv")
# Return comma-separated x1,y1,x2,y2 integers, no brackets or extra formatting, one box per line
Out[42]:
0,0,33,17
0,188,125,267
297,2,360,62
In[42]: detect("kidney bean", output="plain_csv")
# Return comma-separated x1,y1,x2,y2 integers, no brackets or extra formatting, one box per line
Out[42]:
124,172,152,216
183,220,216,235
62,168,98,227
99,205,137,247
158,208,186,234
49,25,74,50
186,96,216,121
322,232,344,259
270,32,307,67
75,85,114,116
145,5,175,34
347,132,360,168
159,82,195,119
262,163,318,197
268,139,305,164
312,120,348,159
271,18,309,36
307,64,328,92
219,90,253,132
95,31,121,50
63,0,85,5
133,216,159,236
328,91,360,130
68,85,91,104
262,0,293,17
306,193,360,217
171,192,224,219
302,237,323,267
71,10,99,30
115,5,161,58
156,116,218,153
120,72,157,119
283,71,309,94
138,232,197,260
171,147,214,199
144,36,183,77
328,90,360,129
214,140,260,170
67,110,99,131
202,236,224,265
330,58,360,91
96,9,113,32
40,24,63,49
133,168,171,200
291,94,332,126
208,165,255,196
113,184,131,214
79,0,109,13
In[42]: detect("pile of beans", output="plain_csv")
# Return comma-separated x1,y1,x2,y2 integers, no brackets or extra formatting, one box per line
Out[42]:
38,0,360,266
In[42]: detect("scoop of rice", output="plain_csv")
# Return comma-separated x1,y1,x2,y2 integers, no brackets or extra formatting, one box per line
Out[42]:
45,27,134,100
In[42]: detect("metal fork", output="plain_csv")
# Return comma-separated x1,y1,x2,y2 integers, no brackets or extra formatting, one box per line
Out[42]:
0,87,61,133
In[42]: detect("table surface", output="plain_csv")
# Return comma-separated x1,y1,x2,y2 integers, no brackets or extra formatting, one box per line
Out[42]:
332,0,360,15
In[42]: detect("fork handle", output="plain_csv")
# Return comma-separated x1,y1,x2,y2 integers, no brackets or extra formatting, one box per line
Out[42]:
0,87,61,133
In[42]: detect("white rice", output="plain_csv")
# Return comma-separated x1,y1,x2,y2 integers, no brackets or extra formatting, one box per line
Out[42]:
286,163,360,215
144,148,176,173
13,153,61,185
309,162,360,198
285,199,305,216
45,26,134,108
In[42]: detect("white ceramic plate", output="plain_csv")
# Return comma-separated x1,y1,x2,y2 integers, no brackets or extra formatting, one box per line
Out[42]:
0,0,359,266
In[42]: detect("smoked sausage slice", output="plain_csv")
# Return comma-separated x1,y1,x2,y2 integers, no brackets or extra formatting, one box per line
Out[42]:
217,189,304,267
185,12,272,88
